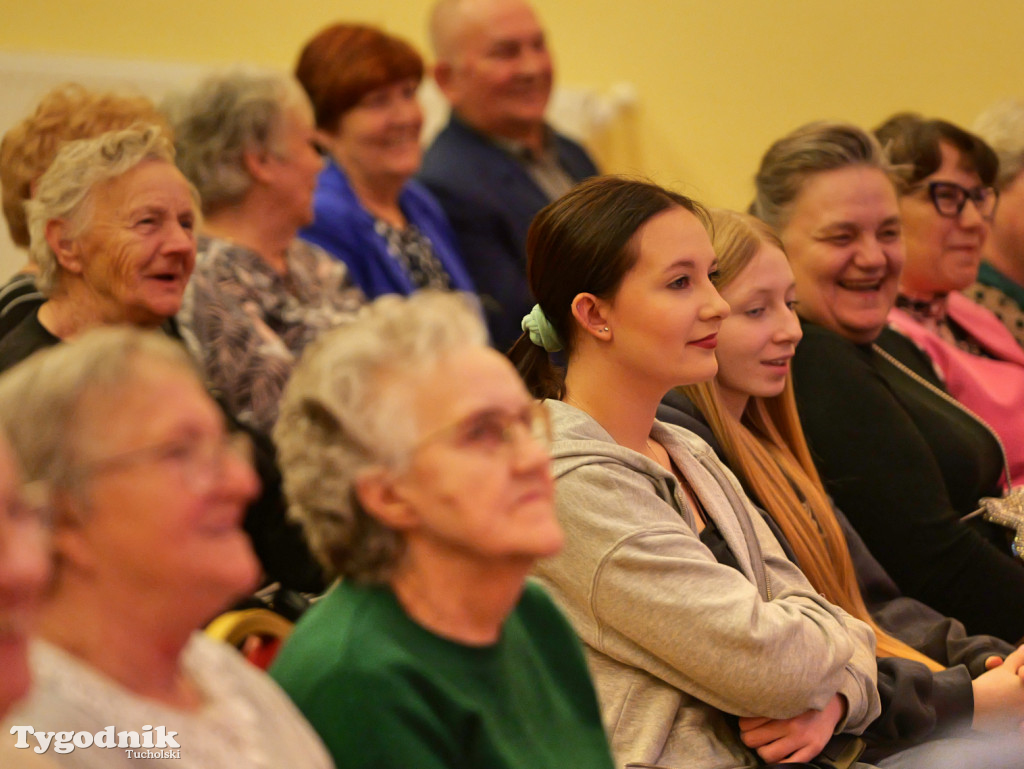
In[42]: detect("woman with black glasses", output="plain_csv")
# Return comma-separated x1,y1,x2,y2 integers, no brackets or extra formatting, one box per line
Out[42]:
874,113,1024,488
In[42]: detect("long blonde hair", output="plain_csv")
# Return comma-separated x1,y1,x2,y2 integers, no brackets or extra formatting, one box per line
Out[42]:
683,209,942,671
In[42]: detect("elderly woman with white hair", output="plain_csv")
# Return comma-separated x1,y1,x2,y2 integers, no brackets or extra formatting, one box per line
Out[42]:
268,291,615,769
0,327,334,769
0,125,196,372
167,69,365,436
970,99,1024,346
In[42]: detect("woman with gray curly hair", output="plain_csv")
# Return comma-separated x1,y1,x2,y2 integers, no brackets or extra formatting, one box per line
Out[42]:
166,68,364,436
0,124,197,373
269,291,615,769
0,326,334,769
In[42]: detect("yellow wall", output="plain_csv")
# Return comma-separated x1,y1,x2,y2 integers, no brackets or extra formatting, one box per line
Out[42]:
3,0,1024,210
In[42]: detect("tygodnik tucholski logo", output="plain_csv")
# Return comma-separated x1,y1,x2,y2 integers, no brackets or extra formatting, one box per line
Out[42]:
9,724,181,758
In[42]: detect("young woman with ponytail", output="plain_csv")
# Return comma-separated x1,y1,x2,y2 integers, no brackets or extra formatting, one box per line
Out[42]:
508,175,881,769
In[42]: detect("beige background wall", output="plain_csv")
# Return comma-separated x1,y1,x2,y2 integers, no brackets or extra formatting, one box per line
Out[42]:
2,0,1023,257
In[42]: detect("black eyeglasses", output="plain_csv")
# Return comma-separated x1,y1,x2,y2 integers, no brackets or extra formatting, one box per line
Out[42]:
912,180,998,221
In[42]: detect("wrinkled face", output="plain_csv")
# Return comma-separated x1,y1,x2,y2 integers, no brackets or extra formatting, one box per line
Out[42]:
602,206,730,393
899,142,991,295
386,346,561,566
266,107,325,229
989,170,1024,269
70,159,197,327
714,244,803,419
441,0,553,138
781,166,904,344
0,443,49,718
330,79,423,187
61,361,260,619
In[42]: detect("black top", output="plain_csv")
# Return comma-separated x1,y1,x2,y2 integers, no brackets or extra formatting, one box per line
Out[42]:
0,306,59,373
792,321,1024,642
0,272,44,343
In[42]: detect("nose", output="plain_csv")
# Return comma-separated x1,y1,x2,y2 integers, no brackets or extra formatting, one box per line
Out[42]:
773,304,804,345
699,282,731,322
219,449,261,506
958,197,987,229
0,519,50,612
509,423,551,475
854,236,889,270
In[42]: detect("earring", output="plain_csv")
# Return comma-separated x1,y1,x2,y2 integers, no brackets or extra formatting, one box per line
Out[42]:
601,327,609,333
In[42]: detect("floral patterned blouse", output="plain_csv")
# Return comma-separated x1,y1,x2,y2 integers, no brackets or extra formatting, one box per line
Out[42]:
178,235,365,435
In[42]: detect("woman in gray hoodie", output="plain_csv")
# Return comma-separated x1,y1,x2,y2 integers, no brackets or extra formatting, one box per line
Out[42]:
508,175,881,769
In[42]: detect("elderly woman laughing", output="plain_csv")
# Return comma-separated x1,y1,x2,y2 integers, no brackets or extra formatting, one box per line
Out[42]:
0,125,195,372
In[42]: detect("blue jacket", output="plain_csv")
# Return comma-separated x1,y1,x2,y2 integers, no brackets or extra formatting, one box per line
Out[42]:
418,115,598,350
300,161,476,299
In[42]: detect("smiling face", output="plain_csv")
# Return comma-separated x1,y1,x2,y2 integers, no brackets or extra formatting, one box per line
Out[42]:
69,159,197,327
62,360,260,620
438,0,553,140
385,346,561,567
601,206,730,393
329,78,423,190
899,142,991,296
715,244,803,419
0,442,50,717
780,165,904,344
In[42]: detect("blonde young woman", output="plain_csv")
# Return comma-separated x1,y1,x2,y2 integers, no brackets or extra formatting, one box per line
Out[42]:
674,209,1024,763
508,175,881,769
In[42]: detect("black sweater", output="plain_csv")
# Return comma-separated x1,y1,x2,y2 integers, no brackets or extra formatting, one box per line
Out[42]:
792,321,1024,643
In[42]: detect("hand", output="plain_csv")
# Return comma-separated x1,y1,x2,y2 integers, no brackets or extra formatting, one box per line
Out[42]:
973,645,1024,733
738,694,845,763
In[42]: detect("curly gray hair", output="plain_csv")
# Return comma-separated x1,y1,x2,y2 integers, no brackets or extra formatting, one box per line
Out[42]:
274,291,488,583
974,99,1024,190
26,124,183,296
753,121,895,231
164,68,314,213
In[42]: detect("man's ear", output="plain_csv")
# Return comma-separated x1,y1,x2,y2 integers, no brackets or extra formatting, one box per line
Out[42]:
570,292,613,342
433,61,456,100
50,494,98,573
354,466,419,532
45,219,84,276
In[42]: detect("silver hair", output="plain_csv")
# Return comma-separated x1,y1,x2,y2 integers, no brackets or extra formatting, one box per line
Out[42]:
973,99,1024,190
26,124,181,296
0,327,198,499
164,68,314,213
274,290,488,583
752,121,894,231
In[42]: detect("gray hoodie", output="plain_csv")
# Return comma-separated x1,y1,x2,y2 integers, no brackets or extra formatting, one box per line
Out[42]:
533,400,881,769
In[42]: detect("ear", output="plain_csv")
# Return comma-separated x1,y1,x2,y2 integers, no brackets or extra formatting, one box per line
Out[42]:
354,466,420,533
45,219,84,276
243,148,274,185
570,292,613,342
49,496,99,573
433,61,456,100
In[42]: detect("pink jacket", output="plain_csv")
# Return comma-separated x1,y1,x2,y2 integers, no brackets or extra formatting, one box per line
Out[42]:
888,291,1024,487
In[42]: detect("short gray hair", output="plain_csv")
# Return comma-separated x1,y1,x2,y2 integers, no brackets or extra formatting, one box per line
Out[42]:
26,124,178,296
274,291,488,583
753,121,894,231
164,69,313,213
973,99,1024,189
0,327,198,499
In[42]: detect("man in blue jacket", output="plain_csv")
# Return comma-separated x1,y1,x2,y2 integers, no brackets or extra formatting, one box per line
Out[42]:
419,0,599,350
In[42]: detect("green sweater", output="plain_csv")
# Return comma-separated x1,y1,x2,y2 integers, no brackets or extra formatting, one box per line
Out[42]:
270,579,615,769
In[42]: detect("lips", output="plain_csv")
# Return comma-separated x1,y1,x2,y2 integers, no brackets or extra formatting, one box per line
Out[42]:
838,278,885,291
689,333,718,349
762,354,793,367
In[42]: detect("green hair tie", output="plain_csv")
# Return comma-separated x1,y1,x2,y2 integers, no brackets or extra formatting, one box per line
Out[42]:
522,304,563,352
